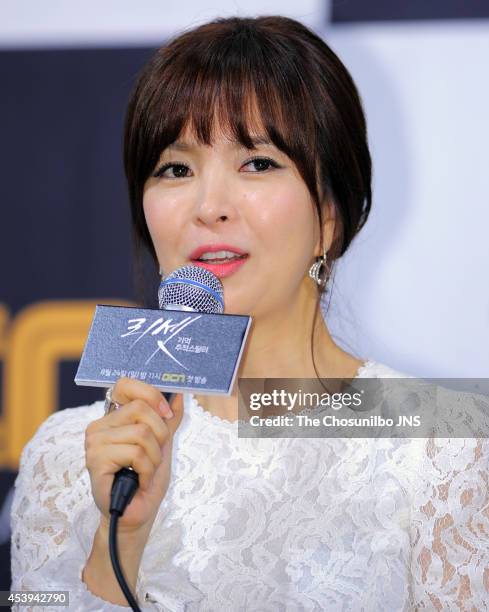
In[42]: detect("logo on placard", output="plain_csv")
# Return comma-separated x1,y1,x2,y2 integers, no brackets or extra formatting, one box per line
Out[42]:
121,314,202,370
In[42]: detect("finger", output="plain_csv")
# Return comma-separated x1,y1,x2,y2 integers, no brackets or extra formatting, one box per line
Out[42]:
95,443,156,491
104,399,170,447
164,393,184,436
89,423,164,469
111,377,170,417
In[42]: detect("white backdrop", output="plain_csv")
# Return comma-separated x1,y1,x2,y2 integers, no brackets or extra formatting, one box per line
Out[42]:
1,0,487,377
325,22,489,378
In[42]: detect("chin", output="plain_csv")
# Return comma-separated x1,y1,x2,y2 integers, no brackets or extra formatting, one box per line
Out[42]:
223,302,251,316
222,295,257,316
224,301,271,321
221,283,279,318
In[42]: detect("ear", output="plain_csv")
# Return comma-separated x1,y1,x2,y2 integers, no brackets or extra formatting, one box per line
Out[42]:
313,201,336,257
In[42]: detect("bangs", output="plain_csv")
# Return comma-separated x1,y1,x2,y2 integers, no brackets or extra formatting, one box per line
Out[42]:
127,21,322,204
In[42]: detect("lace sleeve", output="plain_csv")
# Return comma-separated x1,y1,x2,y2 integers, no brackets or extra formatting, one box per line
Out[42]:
411,388,489,610
10,403,157,611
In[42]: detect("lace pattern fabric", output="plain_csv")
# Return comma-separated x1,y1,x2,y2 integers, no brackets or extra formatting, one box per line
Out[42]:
10,361,489,611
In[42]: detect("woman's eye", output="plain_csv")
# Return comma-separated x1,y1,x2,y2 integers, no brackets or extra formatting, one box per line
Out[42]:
241,157,281,172
153,163,192,179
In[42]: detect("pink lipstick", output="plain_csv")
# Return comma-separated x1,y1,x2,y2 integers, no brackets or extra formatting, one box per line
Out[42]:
189,244,249,279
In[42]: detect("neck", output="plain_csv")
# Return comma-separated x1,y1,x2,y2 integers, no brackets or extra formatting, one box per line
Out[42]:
239,282,323,378
194,279,365,421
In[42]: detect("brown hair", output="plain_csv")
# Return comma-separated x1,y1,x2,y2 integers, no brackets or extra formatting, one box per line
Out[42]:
124,15,372,301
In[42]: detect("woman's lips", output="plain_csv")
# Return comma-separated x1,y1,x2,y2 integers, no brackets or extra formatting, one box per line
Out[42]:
189,244,247,260
191,256,248,278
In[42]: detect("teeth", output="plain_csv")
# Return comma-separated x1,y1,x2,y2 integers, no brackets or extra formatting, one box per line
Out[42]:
199,250,243,261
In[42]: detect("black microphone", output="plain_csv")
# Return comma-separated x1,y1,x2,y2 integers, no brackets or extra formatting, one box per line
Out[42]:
107,265,225,611
76,264,250,396
110,264,224,515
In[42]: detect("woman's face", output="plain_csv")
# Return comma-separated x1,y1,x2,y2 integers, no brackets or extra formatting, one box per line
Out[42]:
143,125,326,318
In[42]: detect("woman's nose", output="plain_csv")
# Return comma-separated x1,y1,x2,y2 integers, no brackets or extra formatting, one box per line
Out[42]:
193,174,236,227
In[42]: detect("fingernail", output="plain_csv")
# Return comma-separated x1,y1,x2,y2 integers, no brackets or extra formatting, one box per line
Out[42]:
159,401,174,419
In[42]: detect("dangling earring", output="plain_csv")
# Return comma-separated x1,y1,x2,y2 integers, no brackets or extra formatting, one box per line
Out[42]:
308,247,329,287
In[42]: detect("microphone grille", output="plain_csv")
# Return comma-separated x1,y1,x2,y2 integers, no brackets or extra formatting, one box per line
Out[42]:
158,264,224,314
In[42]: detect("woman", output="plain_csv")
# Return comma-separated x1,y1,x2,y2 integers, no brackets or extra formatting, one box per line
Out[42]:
11,16,488,611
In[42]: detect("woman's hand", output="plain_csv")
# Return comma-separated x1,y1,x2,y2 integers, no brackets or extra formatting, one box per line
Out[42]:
84,377,184,536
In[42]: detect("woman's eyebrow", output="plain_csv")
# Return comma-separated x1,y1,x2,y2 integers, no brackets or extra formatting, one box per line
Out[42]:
243,136,273,148
167,141,194,152
168,136,273,152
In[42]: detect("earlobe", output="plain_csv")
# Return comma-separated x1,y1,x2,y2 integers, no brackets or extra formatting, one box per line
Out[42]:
323,201,336,226
321,202,336,253
313,201,336,257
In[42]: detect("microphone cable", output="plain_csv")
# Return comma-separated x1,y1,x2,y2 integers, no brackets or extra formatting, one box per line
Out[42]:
107,394,173,611
108,467,143,612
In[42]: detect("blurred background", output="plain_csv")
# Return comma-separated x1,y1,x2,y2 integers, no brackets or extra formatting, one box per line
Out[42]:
1,0,488,591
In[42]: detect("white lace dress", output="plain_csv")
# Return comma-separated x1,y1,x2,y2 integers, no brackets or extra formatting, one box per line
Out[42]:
10,361,489,611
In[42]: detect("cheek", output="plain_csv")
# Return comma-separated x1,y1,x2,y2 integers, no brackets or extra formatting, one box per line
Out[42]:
142,190,182,257
143,191,163,238
249,183,317,258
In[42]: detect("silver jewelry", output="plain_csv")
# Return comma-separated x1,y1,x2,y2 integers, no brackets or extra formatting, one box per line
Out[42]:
308,248,329,287
104,386,122,415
